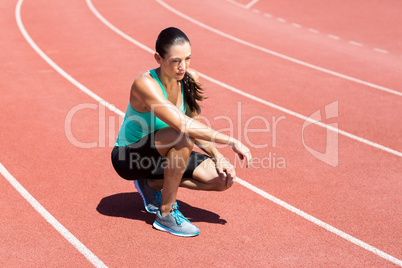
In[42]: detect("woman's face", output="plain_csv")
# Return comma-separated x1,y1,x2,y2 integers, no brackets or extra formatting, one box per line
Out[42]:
159,42,191,80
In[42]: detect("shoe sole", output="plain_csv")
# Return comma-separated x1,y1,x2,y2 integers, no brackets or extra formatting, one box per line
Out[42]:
134,180,157,214
153,221,199,237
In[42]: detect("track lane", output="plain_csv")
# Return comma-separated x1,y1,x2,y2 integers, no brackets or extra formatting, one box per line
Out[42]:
84,0,398,260
29,0,402,260
245,0,402,55
0,2,108,266
4,0,400,266
0,171,94,267
160,0,402,92
89,0,402,152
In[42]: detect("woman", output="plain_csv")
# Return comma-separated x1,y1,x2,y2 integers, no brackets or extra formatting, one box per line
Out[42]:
112,27,251,237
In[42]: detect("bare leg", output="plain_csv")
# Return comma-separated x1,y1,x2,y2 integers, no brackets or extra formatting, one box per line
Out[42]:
147,158,232,192
153,127,194,216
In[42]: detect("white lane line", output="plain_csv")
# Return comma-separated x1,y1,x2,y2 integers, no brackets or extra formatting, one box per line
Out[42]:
349,41,363,47
15,0,124,117
245,0,260,9
236,178,402,267
374,48,389,54
328,34,340,40
199,73,402,158
158,0,401,97
277,17,286,23
263,13,272,18
86,0,402,158
308,28,320,34
230,0,395,60
225,0,247,9
15,1,111,267
16,0,402,264
0,163,108,268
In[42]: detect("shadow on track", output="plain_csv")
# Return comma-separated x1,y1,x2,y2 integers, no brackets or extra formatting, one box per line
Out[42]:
96,192,227,225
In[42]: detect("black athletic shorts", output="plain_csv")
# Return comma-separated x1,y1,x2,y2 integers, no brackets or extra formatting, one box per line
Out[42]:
111,130,211,180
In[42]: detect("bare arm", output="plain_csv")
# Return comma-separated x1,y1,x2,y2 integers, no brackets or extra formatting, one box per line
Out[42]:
131,72,251,166
189,107,238,184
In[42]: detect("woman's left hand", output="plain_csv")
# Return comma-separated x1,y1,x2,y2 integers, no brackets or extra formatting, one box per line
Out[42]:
215,156,236,187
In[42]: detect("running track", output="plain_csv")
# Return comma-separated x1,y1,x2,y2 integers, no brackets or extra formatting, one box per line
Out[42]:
1,0,401,267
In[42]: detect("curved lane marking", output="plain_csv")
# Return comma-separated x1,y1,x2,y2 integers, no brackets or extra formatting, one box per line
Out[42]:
85,0,402,265
11,0,402,265
85,0,402,158
157,0,402,97
15,0,109,267
0,162,108,267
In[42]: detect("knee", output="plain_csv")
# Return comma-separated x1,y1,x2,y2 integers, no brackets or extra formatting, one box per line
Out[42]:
155,128,194,157
175,134,194,152
210,177,230,191
165,128,194,151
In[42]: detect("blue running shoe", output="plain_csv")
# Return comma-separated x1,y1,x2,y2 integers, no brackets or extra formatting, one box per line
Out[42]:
153,203,199,237
134,180,162,214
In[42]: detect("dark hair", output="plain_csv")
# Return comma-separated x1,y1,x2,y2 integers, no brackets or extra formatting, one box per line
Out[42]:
155,27,205,114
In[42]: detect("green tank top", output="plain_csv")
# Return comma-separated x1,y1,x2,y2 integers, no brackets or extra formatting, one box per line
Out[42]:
115,69,186,146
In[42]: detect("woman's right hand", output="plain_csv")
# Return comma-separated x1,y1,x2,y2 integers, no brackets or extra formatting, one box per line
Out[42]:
231,141,252,168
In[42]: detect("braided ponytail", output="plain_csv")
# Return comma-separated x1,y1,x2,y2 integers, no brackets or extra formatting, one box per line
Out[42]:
182,72,205,114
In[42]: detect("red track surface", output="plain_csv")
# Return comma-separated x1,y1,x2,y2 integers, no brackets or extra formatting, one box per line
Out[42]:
1,0,401,267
